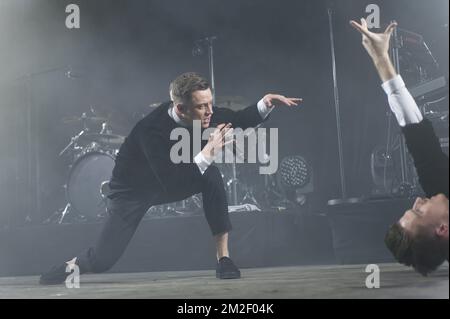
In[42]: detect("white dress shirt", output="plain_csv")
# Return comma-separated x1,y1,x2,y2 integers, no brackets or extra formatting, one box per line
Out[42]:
381,75,423,127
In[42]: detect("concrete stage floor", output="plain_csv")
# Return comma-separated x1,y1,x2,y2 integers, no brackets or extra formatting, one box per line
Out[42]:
0,263,448,299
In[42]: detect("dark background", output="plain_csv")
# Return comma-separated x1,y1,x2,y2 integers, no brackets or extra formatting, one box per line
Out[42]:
0,0,448,226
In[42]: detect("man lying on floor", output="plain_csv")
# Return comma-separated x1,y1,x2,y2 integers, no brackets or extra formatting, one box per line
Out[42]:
351,18,449,276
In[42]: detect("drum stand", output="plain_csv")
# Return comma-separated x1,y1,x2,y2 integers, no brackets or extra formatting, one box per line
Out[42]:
58,203,72,224
230,162,239,205
44,126,84,225
43,203,72,224
49,121,86,224
227,163,262,207
261,174,291,210
240,184,260,206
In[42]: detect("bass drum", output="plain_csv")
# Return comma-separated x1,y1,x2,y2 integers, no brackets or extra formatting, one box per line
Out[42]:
66,149,116,220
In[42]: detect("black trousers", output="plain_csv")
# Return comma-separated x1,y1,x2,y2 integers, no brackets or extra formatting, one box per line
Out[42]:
76,165,231,274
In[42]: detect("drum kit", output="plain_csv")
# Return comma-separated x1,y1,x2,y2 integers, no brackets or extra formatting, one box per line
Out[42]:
47,112,126,223
49,97,269,224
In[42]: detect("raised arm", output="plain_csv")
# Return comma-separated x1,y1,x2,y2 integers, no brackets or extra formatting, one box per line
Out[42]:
350,18,397,82
350,18,448,197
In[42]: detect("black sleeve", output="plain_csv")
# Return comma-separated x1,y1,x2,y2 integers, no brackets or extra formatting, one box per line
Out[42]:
401,119,449,197
211,104,269,129
138,127,202,196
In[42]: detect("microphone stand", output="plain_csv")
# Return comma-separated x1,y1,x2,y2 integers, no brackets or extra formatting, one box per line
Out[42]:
193,36,217,104
327,7,349,205
206,36,217,105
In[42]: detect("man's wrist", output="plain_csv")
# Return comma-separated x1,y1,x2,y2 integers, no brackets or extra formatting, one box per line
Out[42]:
201,147,214,161
257,98,273,119
373,53,397,82
372,52,391,66
195,151,212,175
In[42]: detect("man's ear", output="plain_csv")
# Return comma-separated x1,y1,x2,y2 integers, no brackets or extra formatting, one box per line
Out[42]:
436,224,449,239
175,103,185,114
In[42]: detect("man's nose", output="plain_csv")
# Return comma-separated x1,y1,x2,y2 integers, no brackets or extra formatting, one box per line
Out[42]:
413,197,428,209
413,197,423,209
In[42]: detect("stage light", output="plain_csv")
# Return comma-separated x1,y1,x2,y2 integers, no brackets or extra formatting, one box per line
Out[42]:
278,156,311,189
276,155,313,205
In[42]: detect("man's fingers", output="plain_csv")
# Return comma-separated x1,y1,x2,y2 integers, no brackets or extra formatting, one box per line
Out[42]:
280,97,292,106
212,124,232,142
349,20,361,27
287,97,302,106
216,123,231,133
384,21,397,35
212,124,226,139
350,19,371,38
222,127,233,139
350,20,364,33
283,97,301,106
360,18,367,28
283,97,295,106
220,123,232,134
266,95,302,107
222,138,235,147
223,126,234,135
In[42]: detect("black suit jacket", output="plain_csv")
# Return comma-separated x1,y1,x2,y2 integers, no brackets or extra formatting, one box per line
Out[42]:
401,119,449,197
109,101,267,201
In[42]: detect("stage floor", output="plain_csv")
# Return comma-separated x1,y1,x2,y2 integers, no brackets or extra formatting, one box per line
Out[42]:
0,263,448,299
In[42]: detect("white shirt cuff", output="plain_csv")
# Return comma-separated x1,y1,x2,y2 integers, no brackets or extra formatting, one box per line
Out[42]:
381,74,406,96
194,152,212,175
257,98,274,119
381,75,423,127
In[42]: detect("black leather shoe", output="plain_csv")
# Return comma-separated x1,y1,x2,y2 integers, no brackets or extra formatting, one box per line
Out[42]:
39,262,71,285
216,257,241,279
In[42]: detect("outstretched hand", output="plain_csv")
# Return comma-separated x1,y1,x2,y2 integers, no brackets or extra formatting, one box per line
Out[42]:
350,18,397,62
263,94,302,108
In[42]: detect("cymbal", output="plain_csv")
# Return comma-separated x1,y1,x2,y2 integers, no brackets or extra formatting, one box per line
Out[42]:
62,116,108,125
215,96,251,111
79,133,125,147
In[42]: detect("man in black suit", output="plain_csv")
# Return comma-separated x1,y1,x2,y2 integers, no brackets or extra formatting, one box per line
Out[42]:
351,19,449,275
40,72,301,284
